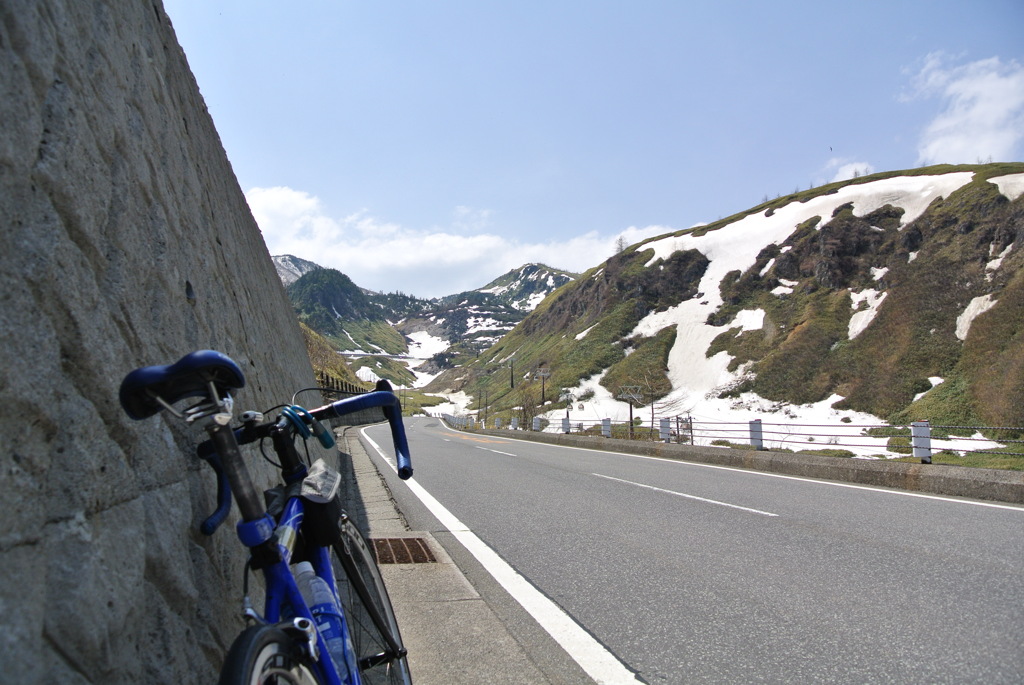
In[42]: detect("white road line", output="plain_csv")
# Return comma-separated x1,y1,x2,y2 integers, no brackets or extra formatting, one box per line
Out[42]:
361,427,643,685
593,473,778,517
475,446,517,456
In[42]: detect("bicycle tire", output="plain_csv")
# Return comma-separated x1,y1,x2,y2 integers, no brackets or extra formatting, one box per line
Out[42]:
332,518,413,685
219,625,324,685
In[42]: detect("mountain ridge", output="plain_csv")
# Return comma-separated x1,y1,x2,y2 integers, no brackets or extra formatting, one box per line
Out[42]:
428,163,1024,434
275,258,577,385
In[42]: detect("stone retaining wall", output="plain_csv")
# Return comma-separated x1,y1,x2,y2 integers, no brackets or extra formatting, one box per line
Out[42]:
1,1,317,681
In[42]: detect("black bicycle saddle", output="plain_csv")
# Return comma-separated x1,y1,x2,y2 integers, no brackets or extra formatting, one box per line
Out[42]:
120,350,246,420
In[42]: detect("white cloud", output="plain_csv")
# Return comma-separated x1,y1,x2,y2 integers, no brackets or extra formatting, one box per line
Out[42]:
246,186,347,249
451,205,493,234
826,159,876,183
906,52,1024,164
245,186,672,298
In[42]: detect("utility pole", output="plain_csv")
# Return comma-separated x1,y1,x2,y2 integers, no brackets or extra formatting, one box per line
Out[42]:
536,365,550,405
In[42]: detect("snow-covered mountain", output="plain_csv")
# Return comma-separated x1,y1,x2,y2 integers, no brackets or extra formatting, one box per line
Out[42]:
431,164,1024,438
274,260,577,387
400,264,577,365
273,254,322,285
476,263,577,310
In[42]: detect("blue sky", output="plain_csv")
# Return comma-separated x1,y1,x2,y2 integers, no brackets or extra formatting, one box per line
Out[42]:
163,0,1024,298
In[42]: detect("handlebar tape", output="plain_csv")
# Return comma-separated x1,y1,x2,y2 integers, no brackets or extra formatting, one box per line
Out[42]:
192,390,414,535
311,391,413,479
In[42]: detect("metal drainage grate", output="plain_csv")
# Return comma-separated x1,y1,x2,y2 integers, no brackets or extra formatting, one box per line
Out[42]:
371,537,437,564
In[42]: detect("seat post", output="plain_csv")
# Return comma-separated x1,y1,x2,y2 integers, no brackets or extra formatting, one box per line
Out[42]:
206,419,265,522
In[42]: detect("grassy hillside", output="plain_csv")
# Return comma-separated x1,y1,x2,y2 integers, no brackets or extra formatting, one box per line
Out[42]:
429,163,1024,432
426,245,707,409
299,323,368,390
710,166,1024,427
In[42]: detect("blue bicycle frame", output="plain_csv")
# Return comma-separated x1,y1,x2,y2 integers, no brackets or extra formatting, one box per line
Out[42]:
120,351,413,684
234,391,412,685
260,497,352,684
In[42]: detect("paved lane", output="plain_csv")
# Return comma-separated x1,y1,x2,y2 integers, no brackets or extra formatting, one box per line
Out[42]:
365,418,1024,683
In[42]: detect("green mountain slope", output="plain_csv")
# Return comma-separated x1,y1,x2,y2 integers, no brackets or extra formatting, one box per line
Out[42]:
429,163,1024,430
279,261,577,385
287,268,406,354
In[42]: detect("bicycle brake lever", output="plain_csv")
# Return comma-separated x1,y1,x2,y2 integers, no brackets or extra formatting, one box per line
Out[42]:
196,441,233,535
310,418,336,449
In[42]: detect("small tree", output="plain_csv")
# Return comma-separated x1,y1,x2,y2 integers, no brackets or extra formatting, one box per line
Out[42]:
516,386,540,427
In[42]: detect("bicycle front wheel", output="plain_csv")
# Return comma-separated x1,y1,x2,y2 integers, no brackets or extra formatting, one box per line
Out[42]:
219,625,324,685
332,517,413,685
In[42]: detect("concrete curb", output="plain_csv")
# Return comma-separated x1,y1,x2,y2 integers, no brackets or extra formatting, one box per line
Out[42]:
464,428,1024,505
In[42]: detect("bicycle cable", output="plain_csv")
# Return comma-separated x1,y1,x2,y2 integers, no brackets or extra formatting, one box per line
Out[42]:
253,403,299,468
258,438,282,468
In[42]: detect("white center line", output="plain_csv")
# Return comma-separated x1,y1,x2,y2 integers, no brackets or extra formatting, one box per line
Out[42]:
475,446,517,456
462,427,1024,512
593,473,779,517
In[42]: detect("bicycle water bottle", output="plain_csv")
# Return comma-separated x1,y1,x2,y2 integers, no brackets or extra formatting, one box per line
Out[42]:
295,562,349,677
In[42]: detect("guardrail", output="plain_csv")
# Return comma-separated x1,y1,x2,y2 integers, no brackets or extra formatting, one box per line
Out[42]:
315,371,367,398
437,413,1024,464
314,372,388,426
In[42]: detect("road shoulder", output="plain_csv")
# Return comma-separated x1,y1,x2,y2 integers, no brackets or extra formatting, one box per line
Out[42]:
336,426,583,684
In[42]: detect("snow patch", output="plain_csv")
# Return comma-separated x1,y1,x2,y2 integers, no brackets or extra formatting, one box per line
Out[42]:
575,324,598,341
523,291,547,310
406,330,450,358
988,173,1024,201
986,244,1012,280
772,279,797,296
956,294,997,340
642,174,973,278
467,316,506,334
342,330,360,348
429,391,473,416
356,366,382,384
848,290,887,339
732,309,765,332
914,377,945,402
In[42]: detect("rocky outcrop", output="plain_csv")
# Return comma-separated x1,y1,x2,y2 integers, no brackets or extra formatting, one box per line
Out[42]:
1,1,316,681
274,254,323,286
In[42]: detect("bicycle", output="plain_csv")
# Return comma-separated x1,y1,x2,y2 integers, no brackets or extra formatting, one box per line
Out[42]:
119,349,414,684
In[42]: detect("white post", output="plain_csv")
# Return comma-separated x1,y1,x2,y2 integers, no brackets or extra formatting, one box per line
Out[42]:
561,417,570,433
749,419,764,450
511,417,519,430
660,418,671,443
911,420,932,464
532,416,541,431
602,418,611,438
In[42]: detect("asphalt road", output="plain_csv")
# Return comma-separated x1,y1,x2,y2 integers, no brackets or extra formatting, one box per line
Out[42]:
365,417,1024,684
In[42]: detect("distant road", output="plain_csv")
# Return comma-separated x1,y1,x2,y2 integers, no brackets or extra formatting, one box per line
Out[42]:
365,418,1024,684
336,352,431,361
